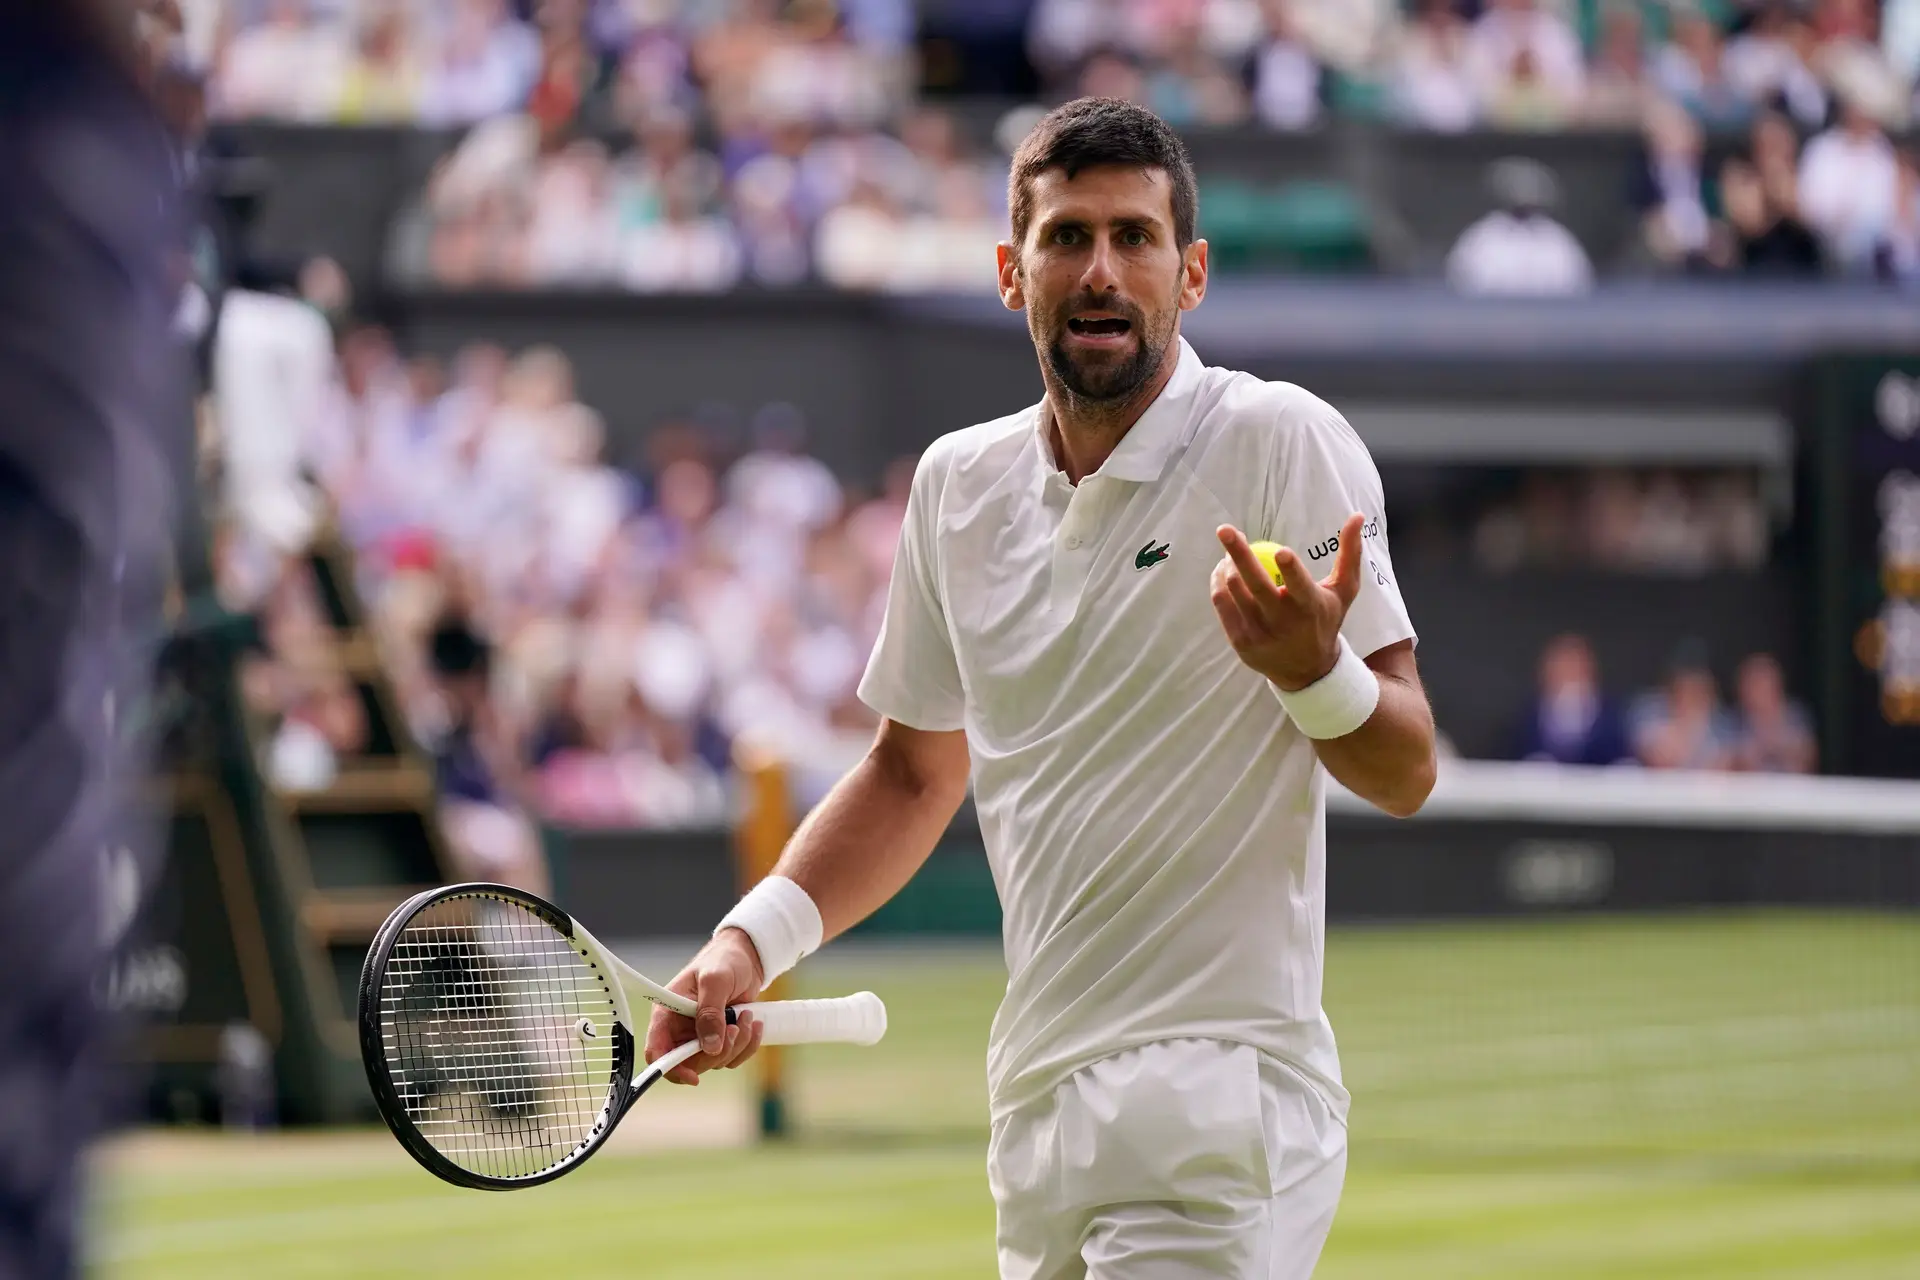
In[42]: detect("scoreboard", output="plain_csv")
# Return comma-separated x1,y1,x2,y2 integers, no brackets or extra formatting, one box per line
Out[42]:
1813,354,1920,778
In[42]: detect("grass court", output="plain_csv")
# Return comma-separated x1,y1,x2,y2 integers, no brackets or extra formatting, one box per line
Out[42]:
97,912,1920,1279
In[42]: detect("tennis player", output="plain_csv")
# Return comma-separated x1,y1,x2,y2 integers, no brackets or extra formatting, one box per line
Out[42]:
647,97,1437,1279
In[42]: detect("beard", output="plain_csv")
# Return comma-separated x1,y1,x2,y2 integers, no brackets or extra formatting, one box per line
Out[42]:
1040,290,1178,405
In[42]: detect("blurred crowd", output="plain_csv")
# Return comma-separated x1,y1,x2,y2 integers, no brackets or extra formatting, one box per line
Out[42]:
1517,634,1817,771
189,0,1919,136
401,102,1004,291
227,335,907,834
1386,465,1774,573
1627,96,1920,281
1468,466,1771,572
174,0,1920,291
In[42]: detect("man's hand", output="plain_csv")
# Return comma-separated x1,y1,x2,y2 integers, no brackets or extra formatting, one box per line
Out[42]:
643,928,767,1087
1211,514,1366,691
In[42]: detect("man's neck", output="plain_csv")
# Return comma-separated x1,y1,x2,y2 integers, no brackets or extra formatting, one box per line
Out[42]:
1041,350,1179,486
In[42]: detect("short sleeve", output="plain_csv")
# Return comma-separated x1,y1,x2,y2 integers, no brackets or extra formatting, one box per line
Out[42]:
857,446,967,731
1267,400,1417,661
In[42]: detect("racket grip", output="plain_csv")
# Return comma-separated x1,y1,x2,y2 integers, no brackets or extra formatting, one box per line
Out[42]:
734,992,887,1046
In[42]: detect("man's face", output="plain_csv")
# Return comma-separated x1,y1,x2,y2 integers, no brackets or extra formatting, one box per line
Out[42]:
998,165,1206,406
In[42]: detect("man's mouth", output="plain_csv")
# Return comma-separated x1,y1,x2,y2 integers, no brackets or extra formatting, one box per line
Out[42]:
1066,315,1132,339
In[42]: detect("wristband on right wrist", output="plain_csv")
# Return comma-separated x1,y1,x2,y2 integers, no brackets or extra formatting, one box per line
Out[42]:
1273,636,1380,740
715,875,823,985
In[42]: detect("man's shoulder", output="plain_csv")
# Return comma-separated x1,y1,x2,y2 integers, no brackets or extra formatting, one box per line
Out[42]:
1191,367,1351,453
920,404,1038,486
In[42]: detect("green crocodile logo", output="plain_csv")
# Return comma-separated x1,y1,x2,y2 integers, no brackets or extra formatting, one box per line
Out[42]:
1135,540,1171,571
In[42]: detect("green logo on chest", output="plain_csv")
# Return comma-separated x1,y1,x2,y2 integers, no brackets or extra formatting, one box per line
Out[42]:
1134,540,1171,571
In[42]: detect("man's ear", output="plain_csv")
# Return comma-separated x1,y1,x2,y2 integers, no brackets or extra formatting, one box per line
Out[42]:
997,241,1024,312
1179,238,1208,313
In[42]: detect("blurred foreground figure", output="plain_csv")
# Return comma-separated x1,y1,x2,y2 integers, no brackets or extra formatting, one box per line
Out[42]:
0,4,183,1276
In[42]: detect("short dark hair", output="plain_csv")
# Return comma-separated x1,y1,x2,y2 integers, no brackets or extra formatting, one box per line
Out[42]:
429,615,491,679
1007,98,1198,251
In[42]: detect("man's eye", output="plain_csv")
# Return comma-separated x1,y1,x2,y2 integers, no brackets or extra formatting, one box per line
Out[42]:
1120,229,1148,246
1053,228,1082,246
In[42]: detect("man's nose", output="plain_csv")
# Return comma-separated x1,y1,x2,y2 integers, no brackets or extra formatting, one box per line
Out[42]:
1080,238,1120,294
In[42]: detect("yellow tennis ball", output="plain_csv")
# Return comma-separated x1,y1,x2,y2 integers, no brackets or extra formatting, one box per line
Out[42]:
1248,540,1285,584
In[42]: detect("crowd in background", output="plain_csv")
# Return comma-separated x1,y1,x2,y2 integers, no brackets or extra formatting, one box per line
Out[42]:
229,335,907,835
221,330,1812,841
1463,466,1772,571
170,0,1920,290
184,0,1920,135
1518,634,1817,771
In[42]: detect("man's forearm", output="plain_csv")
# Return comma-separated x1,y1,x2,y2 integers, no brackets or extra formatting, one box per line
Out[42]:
766,737,969,943
1312,670,1436,818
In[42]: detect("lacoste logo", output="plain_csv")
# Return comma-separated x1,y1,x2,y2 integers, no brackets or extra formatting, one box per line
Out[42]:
1135,540,1171,571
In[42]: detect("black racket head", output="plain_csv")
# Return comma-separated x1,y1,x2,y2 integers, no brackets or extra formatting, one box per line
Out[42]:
357,883,635,1190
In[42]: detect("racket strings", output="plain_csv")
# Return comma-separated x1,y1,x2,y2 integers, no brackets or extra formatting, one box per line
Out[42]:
377,896,620,1179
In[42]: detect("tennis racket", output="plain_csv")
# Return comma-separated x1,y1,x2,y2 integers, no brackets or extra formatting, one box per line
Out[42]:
358,882,886,1190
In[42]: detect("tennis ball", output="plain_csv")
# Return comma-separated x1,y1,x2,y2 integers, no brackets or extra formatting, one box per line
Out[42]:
1248,540,1285,584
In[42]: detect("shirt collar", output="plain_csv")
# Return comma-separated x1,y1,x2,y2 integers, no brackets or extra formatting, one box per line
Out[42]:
1032,336,1203,485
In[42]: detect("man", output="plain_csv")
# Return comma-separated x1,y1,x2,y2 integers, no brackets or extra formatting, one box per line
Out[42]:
1729,652,1816,775
1445,157,1593,297
0,3,185,1276
647,98,1437,1278
1516,634,1630,766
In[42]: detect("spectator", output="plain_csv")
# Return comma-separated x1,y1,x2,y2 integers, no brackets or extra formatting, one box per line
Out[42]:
1149,19,1253,127
1583,2,1654,127
890,166,1003,292
1517,634,1633,766
618,167,746,292
1392,0,1480,132
1447,158,1594,296
1486,44,1578,129
1078,49,1151,103
419,0,538,126
1251,0,1324,131
726,403,844,540
1714,156,1823,275
815,178,906,290
525,0,602,139
1723,2,1827,129
752,0,902,129
1815,0,1911,129
217,0,348,121
1798,88,1902,273
426,614,551,892
611,106,726,239
1654,7,1756,131
1750,107,1807,223
1630,98,1714,271
729,119,822,286
1632,647,1738,770
525,140,618,284
1881,147,1920,283
1729,653,1817,773
605,6,695,125
336,5,425,123
1465,0,1585,122
846,454,916,583
1027,0,1119,85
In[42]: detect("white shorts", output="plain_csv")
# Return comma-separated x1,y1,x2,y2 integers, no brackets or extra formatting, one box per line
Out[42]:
988,1039,1347,1280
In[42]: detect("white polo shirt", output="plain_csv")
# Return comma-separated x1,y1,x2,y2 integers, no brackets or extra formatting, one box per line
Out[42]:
857,337,1416,1123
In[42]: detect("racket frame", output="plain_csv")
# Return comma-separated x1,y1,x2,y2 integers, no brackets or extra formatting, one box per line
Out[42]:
358,882,684,1191
360,882,883,1190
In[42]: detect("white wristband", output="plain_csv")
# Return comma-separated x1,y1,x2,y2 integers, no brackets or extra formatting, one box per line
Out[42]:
716,875,823,985
1273,637,1380,740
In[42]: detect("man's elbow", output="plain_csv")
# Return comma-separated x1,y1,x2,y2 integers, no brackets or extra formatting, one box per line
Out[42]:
1376,749,1437,819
